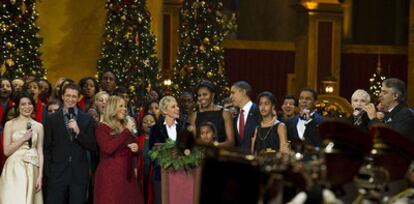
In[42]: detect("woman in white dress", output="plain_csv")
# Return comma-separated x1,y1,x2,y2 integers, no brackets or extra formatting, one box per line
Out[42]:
0,92,44,204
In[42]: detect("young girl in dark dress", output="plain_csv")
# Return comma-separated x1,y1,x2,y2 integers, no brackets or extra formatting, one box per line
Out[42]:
189,80,234,147
251,92,289,154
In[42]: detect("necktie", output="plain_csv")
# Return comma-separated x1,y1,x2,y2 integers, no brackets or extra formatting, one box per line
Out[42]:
239,109,245,140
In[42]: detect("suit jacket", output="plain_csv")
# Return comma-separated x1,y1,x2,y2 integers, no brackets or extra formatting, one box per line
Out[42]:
234,103,260,152
149,118,188,181
44,108,96,185
286,112,325,148
378,103,414,141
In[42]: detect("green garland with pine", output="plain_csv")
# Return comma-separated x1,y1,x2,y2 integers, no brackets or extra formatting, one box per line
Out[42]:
149,139,204,172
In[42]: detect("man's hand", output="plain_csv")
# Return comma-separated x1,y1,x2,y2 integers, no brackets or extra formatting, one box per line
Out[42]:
68,119,80,135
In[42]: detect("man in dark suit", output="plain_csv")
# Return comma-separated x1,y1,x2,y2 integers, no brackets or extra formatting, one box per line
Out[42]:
230,81,260,152
44,83,96,204
286,88,325,148
366,78,414,141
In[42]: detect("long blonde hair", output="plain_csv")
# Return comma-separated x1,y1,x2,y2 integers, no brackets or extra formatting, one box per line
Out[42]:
103,95,126,134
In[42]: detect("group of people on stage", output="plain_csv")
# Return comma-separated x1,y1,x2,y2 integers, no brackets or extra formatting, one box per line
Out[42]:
0,70,413,204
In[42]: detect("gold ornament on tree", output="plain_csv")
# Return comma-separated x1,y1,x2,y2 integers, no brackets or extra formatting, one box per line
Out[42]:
121,15,127,21
199,45,206,53
213,45,220,53
207,71,213,78
5,59,15,67
203,37,210,45
134,34,140,46
21,2,27,14
0,63,6,76
5,42,13,49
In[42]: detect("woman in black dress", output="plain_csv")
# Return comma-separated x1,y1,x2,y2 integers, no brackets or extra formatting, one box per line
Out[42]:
188,80,234,147
251,91,289,154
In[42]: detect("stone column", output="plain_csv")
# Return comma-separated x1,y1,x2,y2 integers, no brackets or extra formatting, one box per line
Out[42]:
294,0,342,95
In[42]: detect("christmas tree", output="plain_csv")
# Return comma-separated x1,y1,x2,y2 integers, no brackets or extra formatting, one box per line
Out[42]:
172,0,229,100
97,0,160,97
0,0,45,79
369,55,386,101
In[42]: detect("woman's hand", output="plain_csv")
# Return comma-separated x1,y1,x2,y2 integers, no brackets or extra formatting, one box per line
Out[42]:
23,129,33,142
35,176,42,192
125,116,137,133
127,143,139,153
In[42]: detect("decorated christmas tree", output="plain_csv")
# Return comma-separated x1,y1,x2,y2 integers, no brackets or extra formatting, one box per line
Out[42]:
172,0,229,100
0,0,45,79
369,55,386,101
97,0,160,96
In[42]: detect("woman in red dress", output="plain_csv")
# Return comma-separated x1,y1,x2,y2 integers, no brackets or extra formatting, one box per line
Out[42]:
94,95,144,204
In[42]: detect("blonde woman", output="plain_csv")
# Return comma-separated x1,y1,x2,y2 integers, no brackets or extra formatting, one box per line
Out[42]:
87,91,109,123
0,92,44,204
94,96,143,204
148,96,188,204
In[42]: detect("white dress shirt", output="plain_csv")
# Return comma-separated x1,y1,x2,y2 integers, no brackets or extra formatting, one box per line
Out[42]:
237,101,253,132
296,111,315,140
164,120,178,141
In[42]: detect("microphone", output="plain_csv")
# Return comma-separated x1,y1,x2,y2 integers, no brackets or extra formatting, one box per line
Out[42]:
27,121,32,148
354,108,366,117
126,116,138,136
300,108,310,120
68,108,76,139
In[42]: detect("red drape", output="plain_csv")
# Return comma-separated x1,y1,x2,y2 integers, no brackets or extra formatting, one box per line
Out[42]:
224,49,295,102
340,53,408,100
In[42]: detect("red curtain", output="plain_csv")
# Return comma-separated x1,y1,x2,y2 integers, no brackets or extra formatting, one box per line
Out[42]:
340,53,408,101
224,49,295,103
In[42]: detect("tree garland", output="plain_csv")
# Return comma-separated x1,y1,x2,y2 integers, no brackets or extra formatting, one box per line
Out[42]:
149,139,204,172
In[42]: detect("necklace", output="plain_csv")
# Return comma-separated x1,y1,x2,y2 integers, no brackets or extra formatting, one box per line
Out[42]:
261,116,276,127
258,125,274,141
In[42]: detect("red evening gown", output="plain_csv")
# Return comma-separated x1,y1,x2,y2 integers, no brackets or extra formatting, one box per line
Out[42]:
94,123,144,204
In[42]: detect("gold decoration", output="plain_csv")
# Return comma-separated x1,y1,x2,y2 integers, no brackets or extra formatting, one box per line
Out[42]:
124,31,132,39
218,65,224,74
1,63,6,75
129,85,135,92
21,2,26,14
203,37,210,45
207,71,213,78
213,45,220,53
5,59,14,67
137,17,142,24
134,34,140,46
32,70,36,75
199,45,206,53
10,0,16,5
5,42,13,49
121,15,127,21
146,84,152,93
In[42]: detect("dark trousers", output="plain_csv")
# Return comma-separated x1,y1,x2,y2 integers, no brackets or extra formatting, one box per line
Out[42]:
46,181,87,204
46,168,87,204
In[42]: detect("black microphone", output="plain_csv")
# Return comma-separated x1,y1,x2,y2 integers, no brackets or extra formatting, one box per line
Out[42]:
68,108,76,139
27,122,32,148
